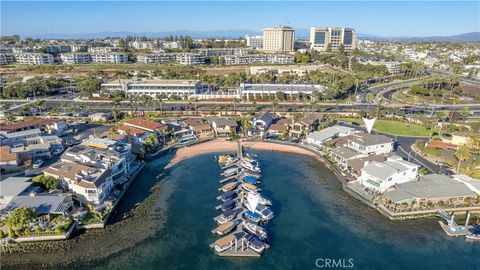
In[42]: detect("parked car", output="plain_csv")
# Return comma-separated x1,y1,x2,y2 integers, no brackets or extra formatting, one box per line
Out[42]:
437,162,449,168
66,139,80,146
52,148,63,155
439,168,455,176
32,159,44,169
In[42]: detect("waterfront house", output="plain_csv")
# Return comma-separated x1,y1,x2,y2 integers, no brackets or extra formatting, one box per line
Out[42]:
182,118,214,138
305,125,358,148
118,117,167,144
383,174,478,206
345,154,388,178
359,155,419,193
329,147,368,170
289,113,324,138
44,161,113,205
249,112,274,137
347,132,394,155
3,193,74,218
208,118,238,136
266,123,289,138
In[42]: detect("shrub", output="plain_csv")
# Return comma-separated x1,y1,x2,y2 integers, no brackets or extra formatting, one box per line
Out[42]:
8,228,15,238
24,228,31,235
54,226,63,234
0,229,5,238
34,227,42,234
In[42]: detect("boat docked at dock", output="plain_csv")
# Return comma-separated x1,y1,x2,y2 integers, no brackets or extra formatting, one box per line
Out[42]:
214,208,243,224
244,172,261,179
213,234,237,253
242,182,260,193
243,192,272,206
218,190,241,202
218,199,239,212
241,161,261,173
244,233,267,253
219,182,238,192
222,167,238,177
256,205,274,222
212,220,239,236
243,176,259,185
466,225,480,240
242,221,268,241
244,210,261,223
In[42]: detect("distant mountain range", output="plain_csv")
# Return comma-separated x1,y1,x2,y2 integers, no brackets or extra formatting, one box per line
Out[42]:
21,30,480,42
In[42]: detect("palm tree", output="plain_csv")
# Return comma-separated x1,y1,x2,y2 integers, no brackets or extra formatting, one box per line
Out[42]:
111,97,122,123
128,95,138,117
271,100,278,116
239,116,251,137
455,143,470,173
366,93,375,113
182,93,190,115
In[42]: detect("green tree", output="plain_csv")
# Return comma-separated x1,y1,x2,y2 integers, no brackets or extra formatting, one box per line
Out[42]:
338,44,345,56
455,144,470,173
77,78,102,97
6,207,37,228
32,175,58,191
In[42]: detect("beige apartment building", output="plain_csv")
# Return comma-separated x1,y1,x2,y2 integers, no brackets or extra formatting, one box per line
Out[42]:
262,26,295,53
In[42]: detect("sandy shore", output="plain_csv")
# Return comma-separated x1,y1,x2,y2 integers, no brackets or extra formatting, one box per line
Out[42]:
165,139,318,168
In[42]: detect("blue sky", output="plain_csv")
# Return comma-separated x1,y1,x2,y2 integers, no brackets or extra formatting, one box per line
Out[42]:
1,1,479,37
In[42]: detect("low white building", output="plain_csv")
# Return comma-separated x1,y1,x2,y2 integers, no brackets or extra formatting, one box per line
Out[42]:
101,79,202,98
176,53,205,65
60,53,92,64
136,53,177,64
0,53,15,65
90,52,128,63
240,83,324,99
359,156,419,193
14,53,54,65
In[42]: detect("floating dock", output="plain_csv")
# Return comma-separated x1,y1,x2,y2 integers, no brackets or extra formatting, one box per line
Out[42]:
210,143,272,257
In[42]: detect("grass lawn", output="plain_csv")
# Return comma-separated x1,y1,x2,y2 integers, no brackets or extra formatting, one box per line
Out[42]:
337,117,434,137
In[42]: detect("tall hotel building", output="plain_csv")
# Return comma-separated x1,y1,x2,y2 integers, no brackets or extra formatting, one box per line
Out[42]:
262,26,295,53
309,27,357,52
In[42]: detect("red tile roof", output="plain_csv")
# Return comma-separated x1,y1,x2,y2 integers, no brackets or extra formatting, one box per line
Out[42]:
124,117,165,132
118,125,148,136
0,146,17,162
269,124,289,132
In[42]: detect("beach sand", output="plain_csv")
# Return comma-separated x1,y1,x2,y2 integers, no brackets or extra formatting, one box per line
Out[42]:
165,139,318,169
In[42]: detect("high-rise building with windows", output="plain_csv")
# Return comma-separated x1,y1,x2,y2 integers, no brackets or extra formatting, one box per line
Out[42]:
262,26,295,53
309,27,357,52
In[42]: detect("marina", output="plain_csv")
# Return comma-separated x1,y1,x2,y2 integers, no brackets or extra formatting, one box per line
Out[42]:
210,142,273,257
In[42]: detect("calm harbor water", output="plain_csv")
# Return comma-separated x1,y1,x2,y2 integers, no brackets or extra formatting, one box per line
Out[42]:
88,151,478,270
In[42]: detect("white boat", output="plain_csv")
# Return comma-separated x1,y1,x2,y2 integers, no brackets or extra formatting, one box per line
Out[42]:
255,205,274,222
244,172,261,179
221,167,238,177
242,221,268,241
241,161,261,173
